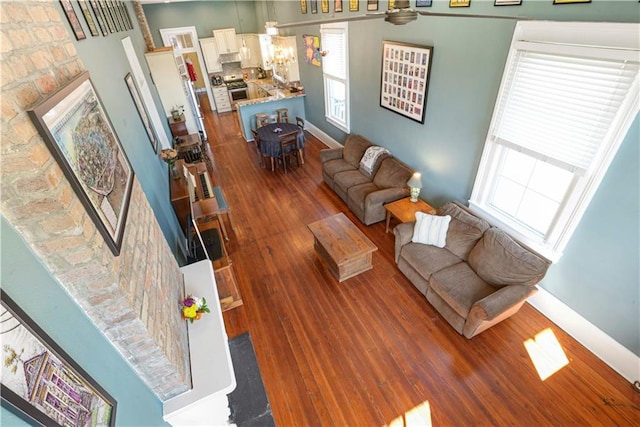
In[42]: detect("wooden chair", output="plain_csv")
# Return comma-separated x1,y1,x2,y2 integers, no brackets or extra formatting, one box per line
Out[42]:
255,113,269,128
275,108,290,123
251,128,265,167
296,116,305,129
278,130,300,173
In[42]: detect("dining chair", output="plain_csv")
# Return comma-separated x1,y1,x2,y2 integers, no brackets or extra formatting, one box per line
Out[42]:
255,113,269,128
296,116,305,129
251,129,265,167
278,130,300,173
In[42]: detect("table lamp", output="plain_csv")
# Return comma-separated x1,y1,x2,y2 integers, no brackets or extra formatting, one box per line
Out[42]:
407,172,422,203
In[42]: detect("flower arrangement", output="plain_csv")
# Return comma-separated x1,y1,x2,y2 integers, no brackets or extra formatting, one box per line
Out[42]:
171,105,185,120
181,295,210,323
160,148,179,178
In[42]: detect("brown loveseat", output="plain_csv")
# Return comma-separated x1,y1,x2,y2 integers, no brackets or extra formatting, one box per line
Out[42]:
394,201,551,338
320,135,413,225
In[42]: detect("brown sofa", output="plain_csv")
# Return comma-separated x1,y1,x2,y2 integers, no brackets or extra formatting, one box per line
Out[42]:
394,201,551,338
320,135,413,225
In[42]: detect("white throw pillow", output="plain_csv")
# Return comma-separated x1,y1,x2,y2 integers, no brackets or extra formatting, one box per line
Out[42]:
411,212,451,248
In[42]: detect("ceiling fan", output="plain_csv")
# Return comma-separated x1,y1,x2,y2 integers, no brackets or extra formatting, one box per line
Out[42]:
276,0,526,29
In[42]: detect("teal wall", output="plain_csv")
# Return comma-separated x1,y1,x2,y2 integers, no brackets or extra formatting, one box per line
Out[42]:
0,218,169,426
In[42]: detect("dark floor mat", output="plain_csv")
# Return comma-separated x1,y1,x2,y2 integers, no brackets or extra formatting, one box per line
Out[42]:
227,333,275,427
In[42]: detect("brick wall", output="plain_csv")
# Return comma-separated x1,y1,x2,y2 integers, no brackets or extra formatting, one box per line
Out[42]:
0,1,190,400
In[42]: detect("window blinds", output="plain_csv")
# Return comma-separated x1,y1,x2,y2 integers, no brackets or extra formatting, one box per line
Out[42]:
493,48,639,174
321,28,346,80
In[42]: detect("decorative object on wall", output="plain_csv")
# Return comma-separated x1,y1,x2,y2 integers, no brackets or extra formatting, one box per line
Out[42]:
119,1,133,30
88,0,109,36
59,0,86,40
322,0,329,13
416,0,433,6
77,0,99,36
111,0,123,31
379,40,433,124
553,0,591,3
367,0,379,11
124,73,158,153
98,0,115,33
311,0,318,13
494,0,521,5
349,0,359,11
180,295,210,323
335,0,343,12
450,0,471,7
389,0,396,10
28,71,134,256
301,0,308,13
0,290,117,426
303,35,322,66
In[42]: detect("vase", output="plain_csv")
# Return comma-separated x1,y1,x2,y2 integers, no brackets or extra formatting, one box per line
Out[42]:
170,162,180,180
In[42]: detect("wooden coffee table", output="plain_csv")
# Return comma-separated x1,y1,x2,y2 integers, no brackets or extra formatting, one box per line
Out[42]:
307,213,378,282
384,197,436,233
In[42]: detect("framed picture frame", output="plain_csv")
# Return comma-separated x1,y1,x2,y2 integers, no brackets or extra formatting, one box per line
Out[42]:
98,0,115,33
335,0,343,12
349,0,359,11
59,0,86,40
109,0,123,32
88,0,109,36
389,0,396,9
119,1,133,30
367,0,379,11
495,0,521,4
321,0,329,13
28,71,134,256
416,0,433,6
125,73,158,153
450,0,471,7
380,40,433,124
0,290,117,426
553,0,591,3
301,0,308,13
311,0,318,14
77,0,99,36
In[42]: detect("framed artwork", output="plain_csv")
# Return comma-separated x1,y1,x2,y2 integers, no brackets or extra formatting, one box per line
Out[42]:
119,1,133,30
311,0,318,14
553,0,591,3
495,0,522,4
380,40,433,124
125,73,158,153
303,35,322,66
77,0,99,36
109,0,123,32
367,0,379,11
301,0,308,13
322,0,329,12
416,0,433,6
450,0,471,7
28,71,134,256
89,0,109,36
389,0,396,9
335,0,343,12
98,0,115,33
0,290,117,426
59,0,86,40
349,0,359,11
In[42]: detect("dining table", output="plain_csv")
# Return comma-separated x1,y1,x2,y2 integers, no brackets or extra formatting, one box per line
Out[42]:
256,122,306,161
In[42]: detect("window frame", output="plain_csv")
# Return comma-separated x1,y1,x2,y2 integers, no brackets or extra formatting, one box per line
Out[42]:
470,21,640,262
320,22,350,133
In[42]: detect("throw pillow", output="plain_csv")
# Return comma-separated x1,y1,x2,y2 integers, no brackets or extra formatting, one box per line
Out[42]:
411,212,452,248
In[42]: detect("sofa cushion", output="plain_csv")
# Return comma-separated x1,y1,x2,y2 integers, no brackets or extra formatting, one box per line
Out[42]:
323,158,357,181
334,170,373,201
468,228,551,288
359,146,390,178
430,263,496,318
373,157,413,189
437,202,490,261
346,182,379,212
412,213,451,248
400,243,462,282
343,135,373,168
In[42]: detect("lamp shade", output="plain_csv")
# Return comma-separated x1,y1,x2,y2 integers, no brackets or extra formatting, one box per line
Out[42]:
407,172,422,189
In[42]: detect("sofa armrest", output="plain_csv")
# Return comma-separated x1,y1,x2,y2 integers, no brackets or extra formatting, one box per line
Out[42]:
320,148,343,163
463,285,538,338
393,222,415,263
366,187,409,207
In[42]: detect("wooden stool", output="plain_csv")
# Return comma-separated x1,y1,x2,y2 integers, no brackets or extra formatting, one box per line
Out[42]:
275,108,290,123
256,113,269,128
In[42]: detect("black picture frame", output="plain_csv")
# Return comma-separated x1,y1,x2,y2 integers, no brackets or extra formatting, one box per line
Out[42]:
494,0,522,4
89,0,109,36
310,0,318,13
367,0,379,11
0,290,117,426
98,0,115,33
28,71,134,256
349,0,359,11
380,40,433,124
300,0,308,13
450,0,471,7
119,1,133,30
125,73,158,153
335,0,343,12
321,0,329,12
59,0,86,40
77,0,99,36
416,0,433,6
553,0,591,3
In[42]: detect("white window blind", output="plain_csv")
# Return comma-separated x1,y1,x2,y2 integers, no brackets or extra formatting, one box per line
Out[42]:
493,50,639,174
321,29,346,80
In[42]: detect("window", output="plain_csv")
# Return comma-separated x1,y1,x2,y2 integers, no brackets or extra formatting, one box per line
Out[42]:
321,23,349,132
470,22,639,262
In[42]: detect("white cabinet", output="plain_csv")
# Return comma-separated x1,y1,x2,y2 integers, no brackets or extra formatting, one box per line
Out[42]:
237,34,262,68
213,28,238,54
212,86,232,113
200,37,222,73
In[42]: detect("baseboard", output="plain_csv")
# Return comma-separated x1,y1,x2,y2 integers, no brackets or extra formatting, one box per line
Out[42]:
305,121,342,148
527,287,639,384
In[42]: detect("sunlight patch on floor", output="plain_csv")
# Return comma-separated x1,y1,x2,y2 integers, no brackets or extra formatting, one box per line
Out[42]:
524,327,569,381
386,401,432,427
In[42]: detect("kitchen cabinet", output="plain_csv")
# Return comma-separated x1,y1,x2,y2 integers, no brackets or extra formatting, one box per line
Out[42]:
247,82,270,100
212,86,232,113
236,34,262,68
213,28,238,54
200,37,222,73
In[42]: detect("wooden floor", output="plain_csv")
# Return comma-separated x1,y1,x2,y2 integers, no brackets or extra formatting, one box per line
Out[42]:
200,106,639,426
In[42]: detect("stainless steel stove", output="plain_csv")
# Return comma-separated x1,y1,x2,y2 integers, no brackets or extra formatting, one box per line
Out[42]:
223,74,249,107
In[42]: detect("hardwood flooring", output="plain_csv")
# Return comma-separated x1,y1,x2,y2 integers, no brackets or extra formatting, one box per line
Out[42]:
201,107,639,426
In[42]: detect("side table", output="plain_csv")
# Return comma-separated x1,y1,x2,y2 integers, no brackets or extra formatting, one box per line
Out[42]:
384,197,436,233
